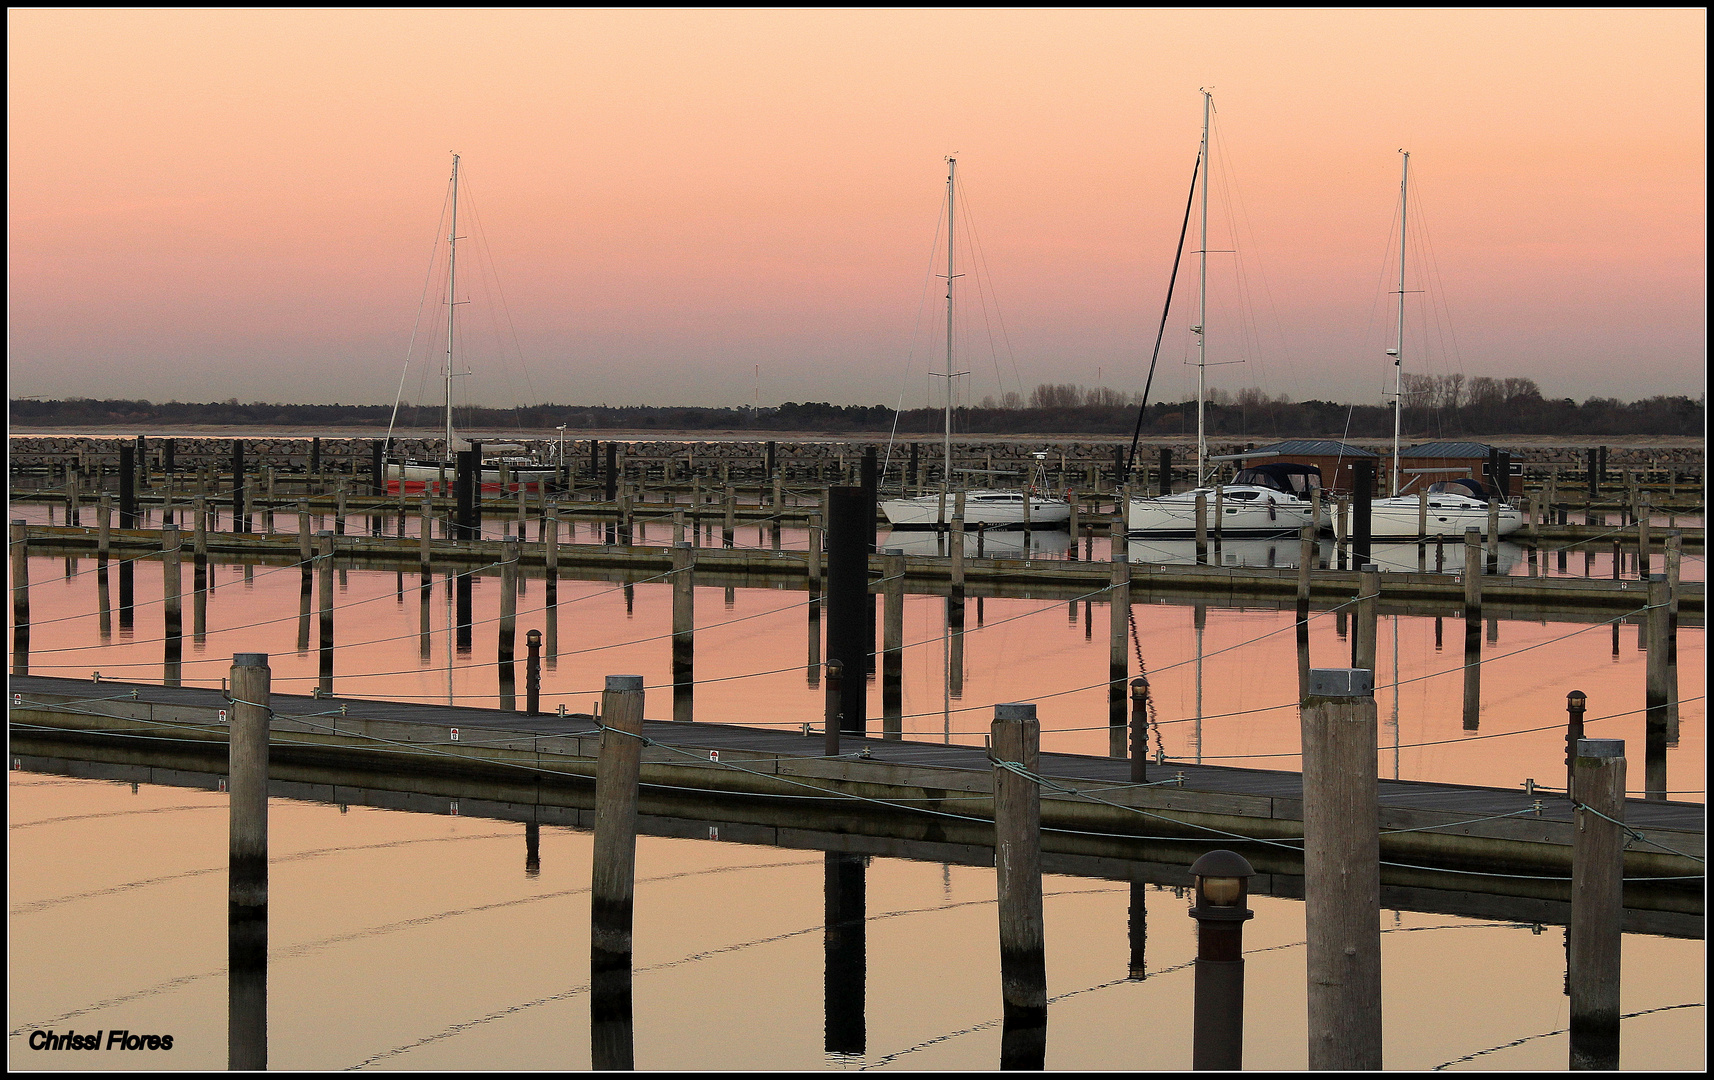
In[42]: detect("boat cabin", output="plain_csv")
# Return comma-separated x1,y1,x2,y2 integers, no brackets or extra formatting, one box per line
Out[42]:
1231,462,1322,497
1427,478,1495,501
1218,440,1376,494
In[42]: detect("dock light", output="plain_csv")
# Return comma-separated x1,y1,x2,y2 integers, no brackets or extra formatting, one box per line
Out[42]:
1188,849,1254,1070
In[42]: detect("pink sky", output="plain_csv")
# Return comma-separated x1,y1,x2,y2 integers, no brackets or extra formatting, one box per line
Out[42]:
8,8,1705,411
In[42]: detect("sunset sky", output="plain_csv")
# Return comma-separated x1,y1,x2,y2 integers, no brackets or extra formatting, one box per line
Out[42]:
8,8,1705,412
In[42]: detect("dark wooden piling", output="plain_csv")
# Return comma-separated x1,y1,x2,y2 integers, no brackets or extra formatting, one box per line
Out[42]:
590,674,645,1071
1644,575,1669,799
316,531,335,696
1109,558,1130,733
826,487,868,736
1302,668,1382,1070
499,537,518,711
1159,448,1172,495
10,520,28,674
672,543,695,723
162,525,182,681
231,439,246,533
228,652,270,1072
1297,524,1314,699
1129,677,1150,783
1353,460,1373,568
993,701,1047,1070
881,549,905,737
455,449,479,540
1354,563,1379,674
1463,528,1482,731
1569,738,1624,1070
119,443,137,528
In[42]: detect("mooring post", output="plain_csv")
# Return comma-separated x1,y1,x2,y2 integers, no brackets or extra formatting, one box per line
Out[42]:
722,486,736,548
228,652,270,1072
590,674,645,1072
1158,447,1172,495
119,443,137,528
1568,738,1625,1071
1644,574,1669,799
525,629,542,716
1297,524,1314,699
1664,532,1680,738
334,479,348,536
1354,563,1380,674
162,524,182,647
827,487,868,736
316,531,335,696
1110,558,1131,733
1189,849,1254,1071
1129,677,1150,783
672,543,695,723
231,439,245,534
1301,667,1382,1070
823,658,843,758
545,506,559,606
1486,499,1500,572
1563,690,1587,797
991,701,1047,1070
882,549,905,737
99,494,112,563
10,520,28,673
1635,497,1651,576
1463,528,1482,731
1194,492,1208,564
499,536,519,709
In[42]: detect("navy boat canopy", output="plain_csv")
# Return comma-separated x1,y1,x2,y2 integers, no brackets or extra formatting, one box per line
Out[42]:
1232,462,1322,495
1428,478,1492,500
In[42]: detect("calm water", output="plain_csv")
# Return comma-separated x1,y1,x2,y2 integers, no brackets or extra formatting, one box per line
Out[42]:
7,503,1706,1069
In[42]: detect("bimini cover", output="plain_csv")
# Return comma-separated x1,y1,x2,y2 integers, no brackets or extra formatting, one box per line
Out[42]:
1428,478,1491,500
1233,462,1322,495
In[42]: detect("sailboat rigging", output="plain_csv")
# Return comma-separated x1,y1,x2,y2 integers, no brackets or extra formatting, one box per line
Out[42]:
881,157,1068,529
1127,91,1323,538
1362,151,1521,539
388,155,554,493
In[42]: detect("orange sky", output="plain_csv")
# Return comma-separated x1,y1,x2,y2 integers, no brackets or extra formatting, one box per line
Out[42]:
8,8,1705,410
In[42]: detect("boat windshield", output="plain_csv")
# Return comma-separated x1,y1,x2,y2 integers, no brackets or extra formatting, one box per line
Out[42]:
1428,478,1490,500
1232,463,1321,496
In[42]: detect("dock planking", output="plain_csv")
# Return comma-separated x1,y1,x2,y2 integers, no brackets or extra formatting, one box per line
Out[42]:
10,674,1701,915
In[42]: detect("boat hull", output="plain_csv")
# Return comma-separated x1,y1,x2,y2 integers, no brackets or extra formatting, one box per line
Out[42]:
881,492,1071,529
1360,496,1524,539
1128,489,1320,538
387,461,557,494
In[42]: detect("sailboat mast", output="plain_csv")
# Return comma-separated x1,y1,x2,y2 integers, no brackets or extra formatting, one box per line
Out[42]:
1196,90,1211,487
444,154,462,462
1391,149,1410,496
944,156,957,508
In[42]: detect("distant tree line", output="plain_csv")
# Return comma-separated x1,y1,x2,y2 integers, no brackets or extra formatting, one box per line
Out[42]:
9,377,1701,436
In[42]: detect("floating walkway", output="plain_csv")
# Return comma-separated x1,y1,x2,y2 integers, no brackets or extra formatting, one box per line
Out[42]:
10,675,1701,916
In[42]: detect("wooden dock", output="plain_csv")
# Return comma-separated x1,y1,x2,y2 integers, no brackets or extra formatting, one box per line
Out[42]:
17,523,1705,623
10,675,1701,915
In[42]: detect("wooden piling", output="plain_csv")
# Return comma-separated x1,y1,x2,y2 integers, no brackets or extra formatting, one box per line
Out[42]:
590,674,644,1072
162,525,182,646
1644,575,1669,799
1110,558,1130,731
1568,738,1624,1071
1301,668,1382,1071
10,520,28,673
227,651,270,1071
672,543,695,723
882,549,905,737
991,702,1047,1068
317,531,334,696
1354,563,1379,674
1194,492,1208,563
1463,528,1482,731
826,487,869,735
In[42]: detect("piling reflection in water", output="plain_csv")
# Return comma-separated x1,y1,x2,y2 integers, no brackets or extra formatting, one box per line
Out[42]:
823,851,866,1059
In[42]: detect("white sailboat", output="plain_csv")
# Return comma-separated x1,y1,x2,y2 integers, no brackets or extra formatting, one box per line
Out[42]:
1364,151,1520,539
1128,91,1322,538
389,154,556,494
881,156,1069,529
